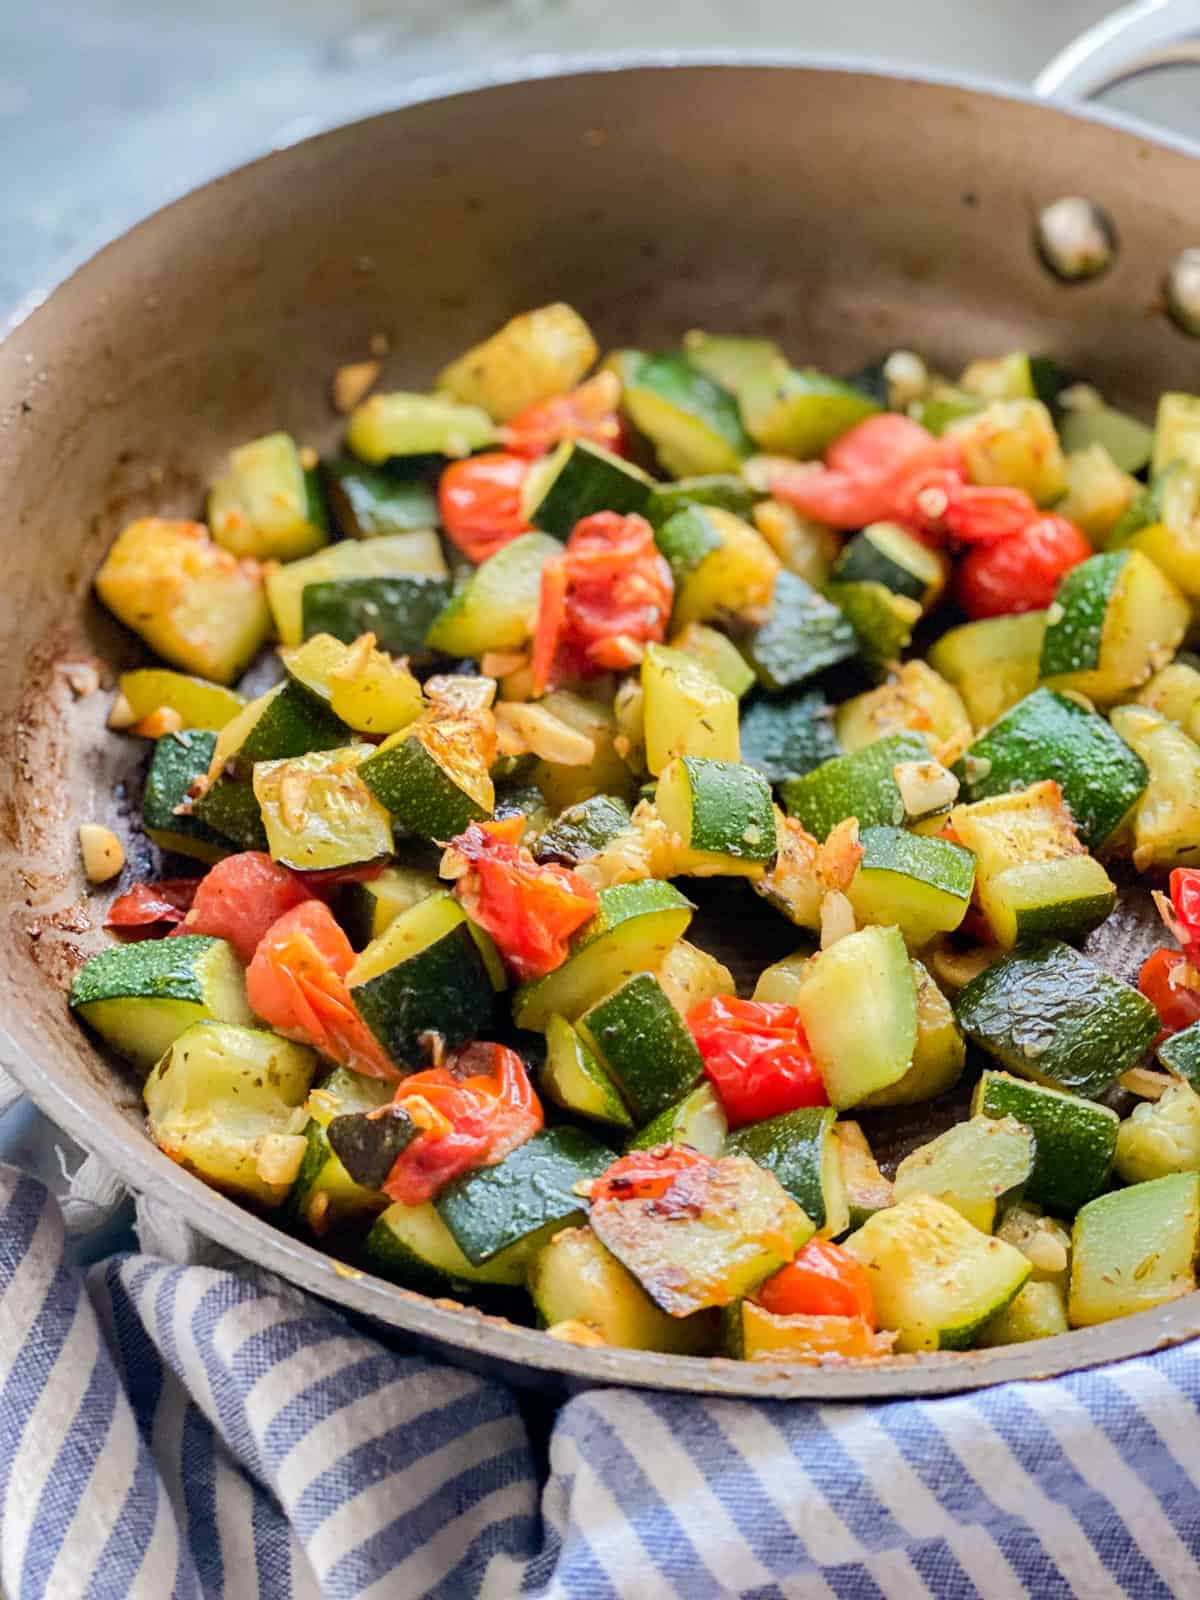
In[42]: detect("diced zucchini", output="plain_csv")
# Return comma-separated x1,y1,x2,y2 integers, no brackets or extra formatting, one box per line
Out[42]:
747,571,860,690
960,351,1036,402
645,474,758,528
729,1106,849,1237
590,1154,813,1315
738,366,879,458
910,388,984,434
976,1280,1069,1345
972,1070,1118,1215
949,780,1116,949
1114,1080,1200,1183
529,690,637,812
437,303,597,421
308,1109,409,1212
322,457,437,539
70,935,250,1073
669,621,756,698
835,1121,894,1227
846,825,975,947
1136,659,1200,730
955,687,1146,852
346,392,495,460
533,795,632,868
928,611,1047,732
836,661,972,767
793,926,918,1108
1039,549,1188,705
621,351,752,476
347,893,495,1067
207,678,349,780
288,634,424,737
542,1014,633,1130
144,1022,315,1207
954,941,1159,1099
365,1199,552,1294
740,689,840,785
1109,704,1200,870
752,498,839,589
1152,391,1200,475
359,712,494,840
680,330,785,392
752,950,812,1007
824,580,922,673
301,575,452,658
655,757,776,878
119,670,244,732
858,958,966,1108
513,880,694,1030
142,730,229,863
253,746,393,872
626,1082,728,1157
1059,406,1154,475
655,506,779,630
208,432,328,562
948,399,1066,506
1158,1020,1200,1086
655,941,734,1020
525,440,654,536
425,532,563,656
1109,462,1200,601
832,521,946,609
288,1065,392,1233
893,1115,1035,1233
844,1193,1030,1351
1055,444,1139,543
641,644,739,776
723,1301,893,1362
436,1125,612,1264
578,972,705,1123
266,530,448,648
95,518,271,685
528,1226,718,1352
340,863,441,947
780,730,930,841
190,776,268,853
1069,1172,1200,1326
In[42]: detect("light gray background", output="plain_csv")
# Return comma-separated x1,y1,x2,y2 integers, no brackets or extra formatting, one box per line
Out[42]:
0,0,1197,1193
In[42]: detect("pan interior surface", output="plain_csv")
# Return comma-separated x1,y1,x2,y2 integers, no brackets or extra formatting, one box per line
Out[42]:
2,62,1199,1399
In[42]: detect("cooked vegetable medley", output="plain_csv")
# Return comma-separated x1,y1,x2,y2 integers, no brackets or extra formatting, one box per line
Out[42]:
72,306,1200,1363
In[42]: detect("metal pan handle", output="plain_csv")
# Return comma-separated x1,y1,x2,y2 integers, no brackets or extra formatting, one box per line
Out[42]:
1036,0,1200,101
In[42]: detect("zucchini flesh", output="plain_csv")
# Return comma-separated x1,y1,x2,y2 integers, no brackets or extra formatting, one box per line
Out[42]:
1060,406,1153,475
972,1070,1117,1215
669,621,757,698
144,1022,316,1207
346,392,495,459
977,1280,1069,1345
832,521,946,607
654,941,735,1021
1069,1172,1200,1326
792,926,918,1108
645,475,758,527
953,940,1159,1099
836,661,971,767
1137,660,1200,729
641,644,739,775
426,532,563,656
843,1193,1031,1352
655,506,779,630
208,432,328,562
746,571,859,691
858,959,965,1109
1056,443,1139,543
949,398,1066,506
728,1105,849,1237
845,825,975,947
266,530,448,647
1114,1081,1200,1184
737,366,879,457
578,972,705,1123
834,1122,894,1228
437,302,597,421
622,351,753,476
1039,549,1188,705
1109,704,1200,871
626,1082,728,1156
542,1014,632,1130
892,1115,1035,1233
365,1200,551,1294
528,1226,718,1353
780,731,929,841
253,746,393,873
824,580,922,673
927,611,1046,732
119,670,244,732
289,1066,392,1233
340,863,442,948
655,756,776,878
1152,391,1200,475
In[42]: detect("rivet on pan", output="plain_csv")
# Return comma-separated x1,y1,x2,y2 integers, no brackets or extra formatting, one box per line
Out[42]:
1164,248,1200,337
1034,197,1117,283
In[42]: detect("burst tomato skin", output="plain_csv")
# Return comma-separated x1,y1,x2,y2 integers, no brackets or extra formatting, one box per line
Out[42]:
183,852,312,962
687,995,827,1129
1139,946,1200,1039
438,451,532,563
1169,869,1200,964
755,1239,876,1327
106,879,198,931
500,373,625,459
246,899,397,1080
446,817,598,981
531,511,673,694
382,1041,543,1205
955,514,1092,619
771,416,965,533
589,1144,713,1203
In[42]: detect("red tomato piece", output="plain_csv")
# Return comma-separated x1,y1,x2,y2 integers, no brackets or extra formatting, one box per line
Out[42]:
1169,870,1200,965
531,511,673,693
687,995,828,1128
755,1239,877,1327
955,514,1092,620
500,372,625,459
1139,946,1200,1039
824,413,933,475
382,1041,543,1205
942,483,1040,544
246,899,398,1079
182,852,312,963
106,879,198,930
438,452,532,564
589,1144,713,1204
771,418,965,534
446,817,599,981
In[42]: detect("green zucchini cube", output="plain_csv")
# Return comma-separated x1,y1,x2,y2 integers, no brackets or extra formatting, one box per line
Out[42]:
1069,1172,1200,1326
579,972,705,1124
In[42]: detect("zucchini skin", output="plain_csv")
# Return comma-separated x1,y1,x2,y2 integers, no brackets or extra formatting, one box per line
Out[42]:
533,795,632,867
349,921,494,1067
953,941,1159,1100
70,934,232,1010
645,475,758,527
780,730,929,841
973,1070,1117,1215
142,730,228,862
727,1106,840,1231
746,571,859,692
528,440,654,536
322,457,437,538
301,576,452,658
580,972,705,1123
739,690,840,785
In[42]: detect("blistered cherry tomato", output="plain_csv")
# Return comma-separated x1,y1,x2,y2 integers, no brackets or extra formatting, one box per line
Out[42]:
687,995,827,1128
755,1239,877,1327
438,451,531,563
501,372,624,459
589,1145,713,1204
106,879,198,931
184,852,312,962
1139,946,1200,1039
955,515,1092,619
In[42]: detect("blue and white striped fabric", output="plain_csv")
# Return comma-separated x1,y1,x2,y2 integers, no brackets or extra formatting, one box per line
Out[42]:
3,1161,1200,1599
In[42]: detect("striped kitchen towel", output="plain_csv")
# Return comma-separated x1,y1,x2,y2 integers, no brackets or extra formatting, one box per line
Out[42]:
3,1162,1200,1599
